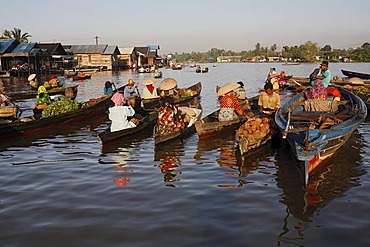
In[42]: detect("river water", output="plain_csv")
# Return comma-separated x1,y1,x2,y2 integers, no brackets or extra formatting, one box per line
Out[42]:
1,63,369,247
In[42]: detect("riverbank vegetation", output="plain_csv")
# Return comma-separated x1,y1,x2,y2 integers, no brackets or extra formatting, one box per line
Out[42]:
172,41,370,63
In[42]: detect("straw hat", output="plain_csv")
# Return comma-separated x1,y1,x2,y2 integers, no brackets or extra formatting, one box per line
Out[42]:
160,78,177,90
217,82,240,96
142,78,157,86
28,74,36,81
178,106,197,117
348,77,365,85
128,79,135,85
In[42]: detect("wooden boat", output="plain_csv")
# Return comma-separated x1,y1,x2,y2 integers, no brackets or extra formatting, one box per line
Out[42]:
282,62,301,66
287,77,362,87
72,74,92,81
341,69,370,80
153,104,202,145
154,71,162,78
235,117,273,155
97,111,158,145
275,86,367,184
8,85,78,100
195,95,259,140
0,86,125,137
142,82,202,111
196,66,208,73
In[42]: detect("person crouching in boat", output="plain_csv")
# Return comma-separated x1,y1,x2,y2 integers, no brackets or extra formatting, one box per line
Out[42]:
109,92,136,132
123,79,141,109
157,96,185,135
33,85,51,119
49,74,59,88
218,82,251,121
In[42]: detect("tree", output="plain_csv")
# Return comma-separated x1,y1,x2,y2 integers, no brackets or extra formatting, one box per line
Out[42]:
321,45,332,51
299,41,320,62
1,27,31,43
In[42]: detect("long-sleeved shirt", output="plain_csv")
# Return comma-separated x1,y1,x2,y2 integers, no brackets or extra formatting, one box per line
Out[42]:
108,105,136,132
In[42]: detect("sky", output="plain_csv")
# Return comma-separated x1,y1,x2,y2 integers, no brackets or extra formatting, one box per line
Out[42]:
2,0,370,54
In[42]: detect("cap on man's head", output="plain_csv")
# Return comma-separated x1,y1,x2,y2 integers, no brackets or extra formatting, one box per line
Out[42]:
128,79,135,85
321,61,329,67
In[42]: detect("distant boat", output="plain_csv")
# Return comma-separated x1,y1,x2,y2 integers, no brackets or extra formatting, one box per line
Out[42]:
282,62,301,66
341,69,370,80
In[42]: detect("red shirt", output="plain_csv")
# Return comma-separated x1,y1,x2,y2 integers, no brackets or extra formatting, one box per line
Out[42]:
219,94,244,115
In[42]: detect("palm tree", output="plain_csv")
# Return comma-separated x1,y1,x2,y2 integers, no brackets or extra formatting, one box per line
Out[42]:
1,27,31,43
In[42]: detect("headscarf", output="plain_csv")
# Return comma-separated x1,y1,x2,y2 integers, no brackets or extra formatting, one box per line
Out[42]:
111,92,125,106
37,85,47,94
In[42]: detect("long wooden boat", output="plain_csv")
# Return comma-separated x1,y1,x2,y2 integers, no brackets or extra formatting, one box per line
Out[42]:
196,67,208,73
97,112,158,145
195,95,259,140
142,81,202,111
287,77,355,86
341,69,370,80
72,74,92,81
235,118,273,155
8,85,78,100
153,104,202,145
0,86,125,137
275,86,367,184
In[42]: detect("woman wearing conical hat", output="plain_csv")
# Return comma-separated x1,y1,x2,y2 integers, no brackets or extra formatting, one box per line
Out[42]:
217,82,251,122
142,78,159,99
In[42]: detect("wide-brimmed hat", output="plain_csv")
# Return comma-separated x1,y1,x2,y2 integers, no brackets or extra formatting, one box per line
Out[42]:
142,78,157,86
128,79,135,85
320,61,329,67
28,74,36,81
348,77,364,85
160,78,177,90
217,82,240,96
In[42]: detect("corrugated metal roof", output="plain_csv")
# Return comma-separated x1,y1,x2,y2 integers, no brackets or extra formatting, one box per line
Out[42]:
9,43,37,54
148,45,160,50
70,45,107,54
38,43,67,55
119,47,134,54
103,45,118,55
0,39,18,54
135,47,149,55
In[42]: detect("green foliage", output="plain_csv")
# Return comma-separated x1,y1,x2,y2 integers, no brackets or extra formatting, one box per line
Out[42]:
1,27,31,43
41,98,88,118
172,41,370,63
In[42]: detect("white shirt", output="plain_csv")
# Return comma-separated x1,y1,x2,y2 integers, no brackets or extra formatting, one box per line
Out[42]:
108,105,136,132
142,86,159,99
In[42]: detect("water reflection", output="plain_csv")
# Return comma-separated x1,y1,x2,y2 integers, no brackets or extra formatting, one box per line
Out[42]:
154,143,185,185
275,130,366,246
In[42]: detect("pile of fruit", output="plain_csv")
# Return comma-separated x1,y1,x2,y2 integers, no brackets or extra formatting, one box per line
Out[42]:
236,117,270,137
353,86,370,96
41,98,89,118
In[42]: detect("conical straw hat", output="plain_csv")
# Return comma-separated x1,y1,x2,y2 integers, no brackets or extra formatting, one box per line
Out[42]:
160,78,177,90
217,82,240,96
28,74,36,81
348,77,364,85
142,78,157,86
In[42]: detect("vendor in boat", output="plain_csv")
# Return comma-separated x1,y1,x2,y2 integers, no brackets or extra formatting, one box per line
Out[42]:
157,96,185,135
123,79,141,109
258,82,281,117
104,81,114,95
49,74,59,88
309,61,331,88
33,85,51,119
218,82,251,121
235,81,246,100
278,70,287,87
142,78,159,99
266,68,280,90
109,92,136,132
158,78,178,97
28,74,39,89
